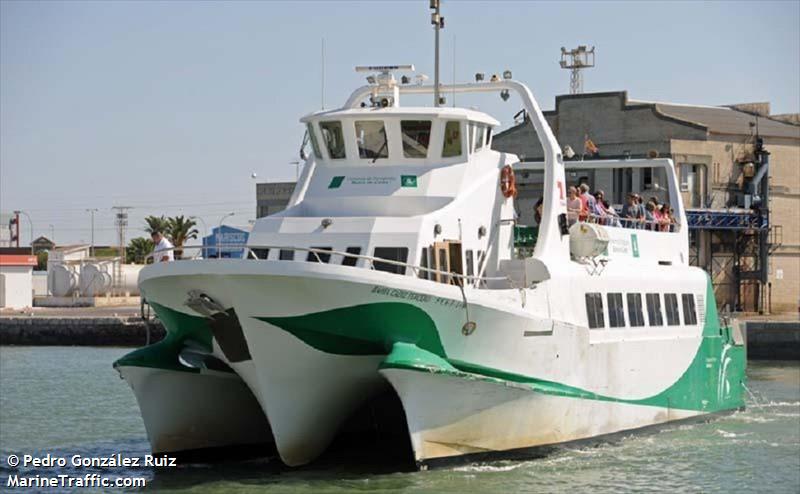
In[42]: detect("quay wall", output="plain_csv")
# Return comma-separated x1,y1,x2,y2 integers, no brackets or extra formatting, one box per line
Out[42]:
0,317,164,346
745,320,800,360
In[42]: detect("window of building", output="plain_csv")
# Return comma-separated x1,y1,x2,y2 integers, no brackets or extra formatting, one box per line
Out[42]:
585,293,605,329
442,121,462,157
627,293,645,327
306,123,322,158
342,247,361,267
682,294,698,325
279,249,294,261
419,247,429,279
373,247,408,275
465,250,474,278
401,120,432,158
646,293,664,326
607,293,625,328
664,293,680,326
355,121,388,160
474,125,485,151
319,121,345,159
306,247,332,263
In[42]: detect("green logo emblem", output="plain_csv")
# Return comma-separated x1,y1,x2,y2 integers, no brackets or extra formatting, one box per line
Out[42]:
401,175,417,188
631,234,640,258
328,176,345,189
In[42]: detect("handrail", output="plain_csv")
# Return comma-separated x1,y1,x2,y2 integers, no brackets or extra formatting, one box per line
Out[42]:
145,244,516,288
569,211,681,232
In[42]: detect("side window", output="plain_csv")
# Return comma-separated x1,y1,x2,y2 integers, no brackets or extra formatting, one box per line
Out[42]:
401,120,432,158
486,126,493,147
627,293,645,327
306,123,322,158
306,247,332,263
476,250,485,277
319,121,346,159
646,293,663,326
342,247,361,267
442,121,462,157
664,293,681,326
465,250,474,278
607,293,625,328
373,247,409,275
355,121,388,160
251,248,269,260
474,125,485,151
585,293,605,329
682,294,698,325
279,249,295,261
419,247,429,279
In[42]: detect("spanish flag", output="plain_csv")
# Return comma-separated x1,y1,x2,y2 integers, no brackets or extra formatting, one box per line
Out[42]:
584,137,599,155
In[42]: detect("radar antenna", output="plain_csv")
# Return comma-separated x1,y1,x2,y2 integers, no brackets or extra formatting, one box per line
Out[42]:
559,46,595,94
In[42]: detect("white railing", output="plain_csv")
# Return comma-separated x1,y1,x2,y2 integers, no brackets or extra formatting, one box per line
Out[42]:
567,211,680,232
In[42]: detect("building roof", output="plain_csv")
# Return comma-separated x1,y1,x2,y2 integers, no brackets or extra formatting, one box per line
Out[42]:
645,101,800,139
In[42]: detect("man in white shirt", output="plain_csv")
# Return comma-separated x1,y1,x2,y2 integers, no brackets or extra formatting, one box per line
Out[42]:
150,231,174,263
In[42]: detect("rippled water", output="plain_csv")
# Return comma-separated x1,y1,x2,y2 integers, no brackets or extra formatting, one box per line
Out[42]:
1,347,798,493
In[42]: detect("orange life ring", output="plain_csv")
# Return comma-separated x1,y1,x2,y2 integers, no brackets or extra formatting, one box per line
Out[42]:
500,165,517,198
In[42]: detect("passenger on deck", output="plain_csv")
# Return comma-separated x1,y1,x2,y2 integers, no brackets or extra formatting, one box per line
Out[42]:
579,184,596,222
595,191,621,227
621,193,641,228
534,197,543,225
567,186,583,225
150,231,174,263
660,202,675,232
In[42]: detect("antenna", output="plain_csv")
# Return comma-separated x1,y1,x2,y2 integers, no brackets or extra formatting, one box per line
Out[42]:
321,37,326,110
559,45,595,94
430,0,444,106
452,34,456,107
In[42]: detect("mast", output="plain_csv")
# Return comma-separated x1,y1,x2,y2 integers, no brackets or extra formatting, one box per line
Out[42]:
430,1,444,107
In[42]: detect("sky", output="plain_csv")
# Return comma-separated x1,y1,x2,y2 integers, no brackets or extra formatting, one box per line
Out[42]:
1,0,799,246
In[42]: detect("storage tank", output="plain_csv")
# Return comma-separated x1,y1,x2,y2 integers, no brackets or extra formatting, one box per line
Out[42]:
79,262,113,297
118,264,143,296
569,222,610,259
48,264,79,297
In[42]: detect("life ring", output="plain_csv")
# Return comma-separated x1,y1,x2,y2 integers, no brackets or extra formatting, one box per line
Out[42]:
500,165,517,198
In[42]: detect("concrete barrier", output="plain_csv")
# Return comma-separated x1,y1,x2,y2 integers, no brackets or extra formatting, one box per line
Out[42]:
0,316,165,346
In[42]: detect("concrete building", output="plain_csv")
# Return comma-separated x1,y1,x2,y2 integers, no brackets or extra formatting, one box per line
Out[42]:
202,225,250,258
0,251,37,309
494,91,800,314
256,182,296,218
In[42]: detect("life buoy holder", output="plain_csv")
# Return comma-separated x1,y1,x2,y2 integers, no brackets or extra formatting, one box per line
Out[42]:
500,165,517,198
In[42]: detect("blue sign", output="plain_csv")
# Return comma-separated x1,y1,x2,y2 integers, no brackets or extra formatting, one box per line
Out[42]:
202,225,249,258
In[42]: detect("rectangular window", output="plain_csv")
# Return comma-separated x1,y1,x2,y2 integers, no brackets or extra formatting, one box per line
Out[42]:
442,121,462,157
279,249,294,261
342,247,361,267
401,120,432,158
476,250,485,277
466,250,474,278
585,293,605,329
646,293,663,326
664,293,680,326
373,247,408,275
306,123,322,158
355,120,388,160
607,293,625,328
306,247,332,263
682,294,698,325
474,125,485,151
419,247,429,279
438,248,449,284
486,126,493,147
251,248,269,260
627,293,645,327
319,121,346,159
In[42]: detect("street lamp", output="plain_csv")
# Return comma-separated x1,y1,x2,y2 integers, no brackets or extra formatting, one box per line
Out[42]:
13,210,33,255
86,208,98,257
217,212,235,258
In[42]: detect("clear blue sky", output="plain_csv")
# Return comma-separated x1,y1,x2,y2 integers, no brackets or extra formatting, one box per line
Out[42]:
2,0,798,246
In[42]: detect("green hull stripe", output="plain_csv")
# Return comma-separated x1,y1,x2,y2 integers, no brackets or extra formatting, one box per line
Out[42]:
114,302,213,373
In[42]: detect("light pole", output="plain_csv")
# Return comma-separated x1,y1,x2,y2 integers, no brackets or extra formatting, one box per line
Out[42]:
13,210,33,255
217,212,235,258
86,208,98,257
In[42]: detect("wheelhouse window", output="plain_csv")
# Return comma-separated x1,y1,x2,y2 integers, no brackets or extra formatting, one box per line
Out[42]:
465,250,474,278
373,247,408,275
442,121,462,157
474,125,485,151
279,249,294,261
486,126,493,147
401,120,432,158
419,247,429,279
355,120,388,160
342,247,361,267
646,293,663,326
306,123,322,158
607,293,625,328
585,293,605,329
664,293,681,326
306,247,332,263
627,293,645,327
682,294,698,325
319,121,346,159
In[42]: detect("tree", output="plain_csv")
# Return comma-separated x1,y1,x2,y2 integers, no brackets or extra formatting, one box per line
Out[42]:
127,237,154,264
143,215,170,235
36,251,48,271
167,215,198,259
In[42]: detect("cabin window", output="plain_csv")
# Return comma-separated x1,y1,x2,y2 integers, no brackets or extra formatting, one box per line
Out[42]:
682,294,698,325
373,247,408,275
646,293,664,326
486,126,493,147
251,248,269,260
306,247,332,263
342,247,361,267
627,293,645,327
664,293,680,326
476,250,486,277
474,125,485,151
465,250,474,278
419,247,429,279
442,121,462,157
306,123,322,158
585,293,605,329
355,121,388,160
401,120,432,158
279,249,294,261
607,293,625,328
319,121,346,159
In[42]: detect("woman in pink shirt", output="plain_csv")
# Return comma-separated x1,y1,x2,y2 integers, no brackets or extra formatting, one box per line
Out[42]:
567,186,583,224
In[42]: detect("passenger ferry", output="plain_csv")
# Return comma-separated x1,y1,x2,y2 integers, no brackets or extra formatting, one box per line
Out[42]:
115,65,746,469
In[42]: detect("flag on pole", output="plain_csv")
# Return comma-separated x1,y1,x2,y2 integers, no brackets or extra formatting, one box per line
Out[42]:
584,136,599,155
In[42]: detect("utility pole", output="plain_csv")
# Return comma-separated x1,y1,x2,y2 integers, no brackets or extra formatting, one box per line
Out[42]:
430,0,444,107
13,210,33,254
112,206,132,294
86,208,98,257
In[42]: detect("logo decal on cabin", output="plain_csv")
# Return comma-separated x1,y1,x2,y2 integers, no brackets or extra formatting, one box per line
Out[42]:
631,234,640,258
401,175,418,188
328,176,345,189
